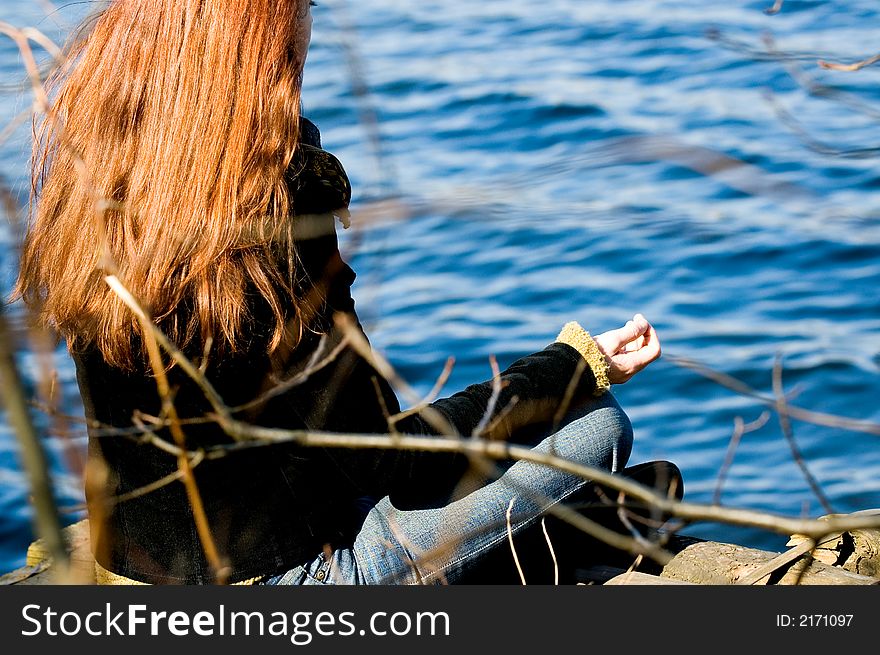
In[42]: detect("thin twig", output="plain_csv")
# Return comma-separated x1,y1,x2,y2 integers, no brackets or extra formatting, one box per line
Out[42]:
103,275,233,425
483,395,520,437
197,424,880,544
666,353,880,435
0,307,71,582
551,358,587,437
764,90,880,160
471,355,504,438
779,52,880,122
772,353,834,515
819,53,880,72
378,512,449,585
0,107,33,151
327,0,398,196
614,493,656,553
104,275,226,581
198,336,213,375
540,517,559,585
371,375,398,437
506,497,526,585
735,538,817,585
626,553,644,575
713,411,771,505
388,356,454,425
109,452,205,507
334,312,457,435
764,0,784,16
705,27,831,64
231,334,350,413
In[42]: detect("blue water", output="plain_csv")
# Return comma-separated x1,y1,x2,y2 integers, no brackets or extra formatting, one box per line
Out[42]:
1,0,879,574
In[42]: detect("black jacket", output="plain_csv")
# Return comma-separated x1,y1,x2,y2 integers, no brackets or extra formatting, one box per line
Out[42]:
74,120,603,584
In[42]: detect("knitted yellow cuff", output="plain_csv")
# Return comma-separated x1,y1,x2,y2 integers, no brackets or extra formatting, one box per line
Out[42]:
556,321,611,395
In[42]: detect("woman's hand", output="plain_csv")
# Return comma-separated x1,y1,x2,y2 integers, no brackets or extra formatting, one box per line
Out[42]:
593,314,661,384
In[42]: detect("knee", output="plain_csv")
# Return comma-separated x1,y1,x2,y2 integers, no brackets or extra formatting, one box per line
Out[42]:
603,397,633,472
566,391,633,472
542,391,634,472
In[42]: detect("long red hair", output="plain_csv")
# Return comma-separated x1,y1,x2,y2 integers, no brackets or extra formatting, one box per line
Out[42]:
15,0,312,368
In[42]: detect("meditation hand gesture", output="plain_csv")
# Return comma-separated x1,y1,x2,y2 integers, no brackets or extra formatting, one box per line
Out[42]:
594,314,661,384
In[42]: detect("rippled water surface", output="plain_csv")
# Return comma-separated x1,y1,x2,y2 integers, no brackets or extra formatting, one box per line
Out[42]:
1,0,879,573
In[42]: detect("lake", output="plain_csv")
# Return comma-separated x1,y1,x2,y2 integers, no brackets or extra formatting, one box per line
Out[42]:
0,0,878,574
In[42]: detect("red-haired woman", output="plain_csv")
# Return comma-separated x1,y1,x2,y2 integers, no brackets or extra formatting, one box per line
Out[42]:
15,0,668,585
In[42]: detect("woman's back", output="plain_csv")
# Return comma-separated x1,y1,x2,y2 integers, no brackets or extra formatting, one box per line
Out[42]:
70,120,414,584
16,0,314,369
14,0,664,585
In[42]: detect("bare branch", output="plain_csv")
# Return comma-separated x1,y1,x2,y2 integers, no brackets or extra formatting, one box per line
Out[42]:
109,452,205,508
334,312,457,436
764,0,784,16
551,358,587,437
103,275,227,581
195,423,880,544
230,334,350,414
483,395,520,439
388,356,454,426
326,0,398,195
471,355,504,438
665,353,880,435
0,107,33,151
540,517,559,585
705,27,828,64
772,353,834,515
506,497,526,585
764,90,880,159
198,336,213,375
614,492,658,554
713,411,771,505
103,275,233,426
780,56,880,122
371,375,398,437
0,306,71,581
819,53,880,72
735,538,817,585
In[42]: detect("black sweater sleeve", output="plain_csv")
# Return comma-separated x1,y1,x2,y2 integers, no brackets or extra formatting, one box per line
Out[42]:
394,341,597,440
380,339,599,509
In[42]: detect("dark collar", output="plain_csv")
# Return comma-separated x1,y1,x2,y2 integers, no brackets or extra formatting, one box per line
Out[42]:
300,116,322,149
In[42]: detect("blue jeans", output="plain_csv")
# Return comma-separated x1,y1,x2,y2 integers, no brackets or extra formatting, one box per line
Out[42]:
263,390,633,585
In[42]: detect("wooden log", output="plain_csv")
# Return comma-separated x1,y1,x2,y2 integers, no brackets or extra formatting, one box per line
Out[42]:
839,528,880,578
660,540,880,585
7,514,880,586
604,571,696,585
786,508,880,579
23,518,95,584
735,540,817,585
0,560,52,586
575,564,629,585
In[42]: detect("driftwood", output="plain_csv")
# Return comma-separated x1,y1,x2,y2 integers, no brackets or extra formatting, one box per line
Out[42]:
659,539,879,585
16,519,95,585
604,571,695,585
785,509,880,578
5,512,880,586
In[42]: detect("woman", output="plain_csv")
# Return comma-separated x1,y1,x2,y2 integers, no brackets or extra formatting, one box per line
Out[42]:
15,0,666,585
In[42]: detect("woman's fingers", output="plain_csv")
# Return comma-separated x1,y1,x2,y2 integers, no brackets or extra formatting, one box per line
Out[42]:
642,322,661,360
597,315,661,385
594,315,649,356
632,325,660,370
